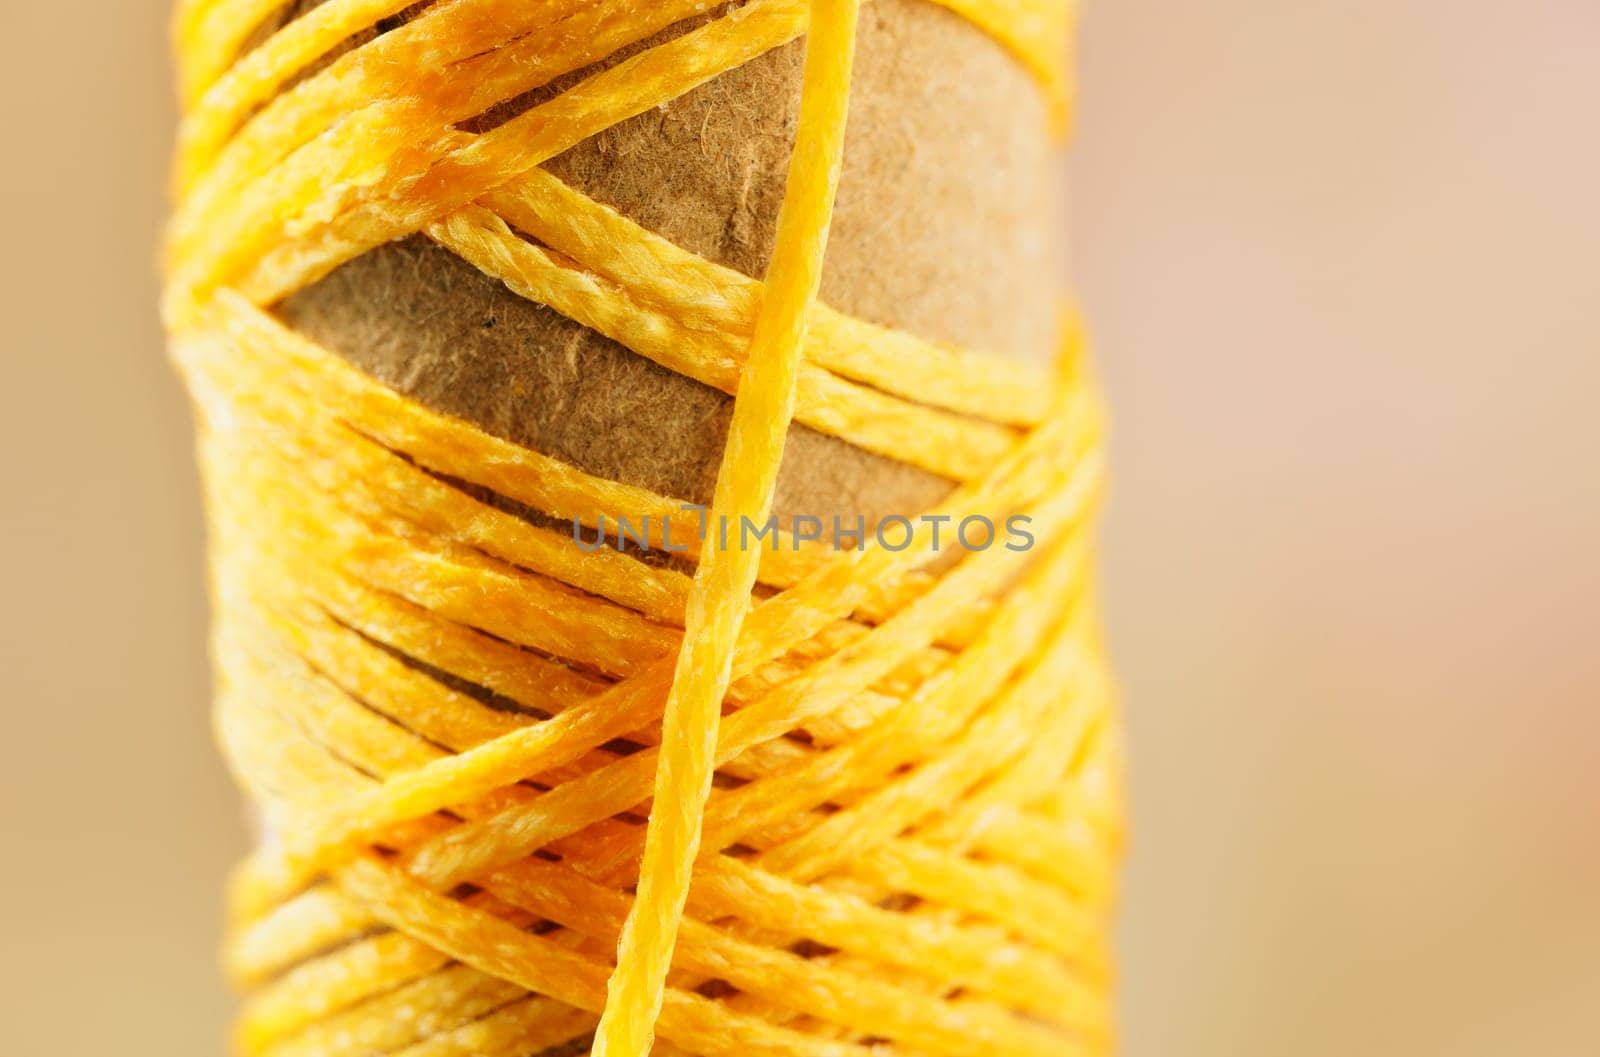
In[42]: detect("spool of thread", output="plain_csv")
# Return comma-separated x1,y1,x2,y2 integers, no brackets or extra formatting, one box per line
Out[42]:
165,1,1122,1055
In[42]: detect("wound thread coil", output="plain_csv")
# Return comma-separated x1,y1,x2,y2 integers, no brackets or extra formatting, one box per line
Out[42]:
166,1,1121,1055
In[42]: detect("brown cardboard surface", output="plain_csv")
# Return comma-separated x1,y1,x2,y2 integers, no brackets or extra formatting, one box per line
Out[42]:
270,0,1063,525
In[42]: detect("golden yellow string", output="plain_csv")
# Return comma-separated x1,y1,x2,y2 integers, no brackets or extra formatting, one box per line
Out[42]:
165,2,1121,1056
593,3,859,1053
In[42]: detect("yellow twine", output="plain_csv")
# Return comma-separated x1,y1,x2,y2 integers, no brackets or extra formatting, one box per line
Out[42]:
165,2,1121,1056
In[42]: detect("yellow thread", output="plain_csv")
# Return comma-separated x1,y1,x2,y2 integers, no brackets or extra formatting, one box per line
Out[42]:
166,1,1120,1056
594,4,857,1052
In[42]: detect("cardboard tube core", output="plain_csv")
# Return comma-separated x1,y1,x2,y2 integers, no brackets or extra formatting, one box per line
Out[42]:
270,0,1062,526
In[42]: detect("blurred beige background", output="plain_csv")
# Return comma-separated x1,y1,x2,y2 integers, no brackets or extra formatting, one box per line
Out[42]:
1,1,1595,1054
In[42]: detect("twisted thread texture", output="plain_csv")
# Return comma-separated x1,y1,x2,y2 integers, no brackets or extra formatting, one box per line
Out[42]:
165,1,1120,1055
